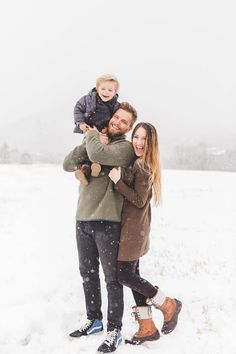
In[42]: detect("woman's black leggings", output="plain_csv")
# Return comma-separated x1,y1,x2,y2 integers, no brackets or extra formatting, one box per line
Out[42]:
117,259,157,306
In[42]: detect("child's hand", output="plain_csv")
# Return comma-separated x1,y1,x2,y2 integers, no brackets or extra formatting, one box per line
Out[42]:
88,126,99,132
99,133,108,145
108,167,121,184
101,127,108,134
79,123,90,133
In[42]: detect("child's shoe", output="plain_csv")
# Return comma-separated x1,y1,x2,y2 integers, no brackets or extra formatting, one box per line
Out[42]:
91,162,101,177
74,164,91,186
74,170,88,186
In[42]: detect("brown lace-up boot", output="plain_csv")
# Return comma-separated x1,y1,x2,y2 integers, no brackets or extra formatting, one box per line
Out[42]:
159,297,182,334
125,306,160,345
146,288,182,335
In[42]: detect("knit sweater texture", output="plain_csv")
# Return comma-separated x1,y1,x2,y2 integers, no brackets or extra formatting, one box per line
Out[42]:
63,130,135,221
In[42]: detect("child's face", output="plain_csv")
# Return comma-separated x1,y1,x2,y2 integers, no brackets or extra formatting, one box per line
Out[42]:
97,81,117,102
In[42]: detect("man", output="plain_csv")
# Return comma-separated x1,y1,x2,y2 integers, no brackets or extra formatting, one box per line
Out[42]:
63,102,137,353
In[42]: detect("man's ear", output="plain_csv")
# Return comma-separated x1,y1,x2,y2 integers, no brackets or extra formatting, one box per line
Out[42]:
127,124,133,133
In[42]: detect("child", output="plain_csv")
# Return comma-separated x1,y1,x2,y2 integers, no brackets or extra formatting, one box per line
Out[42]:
73,74,120,185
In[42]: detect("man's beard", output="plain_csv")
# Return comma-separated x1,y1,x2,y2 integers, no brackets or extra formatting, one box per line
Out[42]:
107,131,123,138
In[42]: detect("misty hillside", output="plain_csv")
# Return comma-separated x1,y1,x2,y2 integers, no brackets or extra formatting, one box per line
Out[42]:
0,111,81,156
1,114,235,171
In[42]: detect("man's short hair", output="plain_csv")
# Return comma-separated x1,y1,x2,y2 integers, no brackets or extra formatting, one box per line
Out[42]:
119,102,137,127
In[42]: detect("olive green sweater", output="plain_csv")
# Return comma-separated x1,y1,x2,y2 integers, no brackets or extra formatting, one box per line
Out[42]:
63,130,135,222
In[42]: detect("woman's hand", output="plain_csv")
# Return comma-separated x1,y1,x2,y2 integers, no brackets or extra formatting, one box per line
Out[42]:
108,167,121,184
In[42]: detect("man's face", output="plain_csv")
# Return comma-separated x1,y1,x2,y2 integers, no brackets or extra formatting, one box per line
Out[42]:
108,108,133,137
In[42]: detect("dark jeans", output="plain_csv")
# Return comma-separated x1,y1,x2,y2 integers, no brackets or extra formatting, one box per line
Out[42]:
76,220,123,330
117,260,157,306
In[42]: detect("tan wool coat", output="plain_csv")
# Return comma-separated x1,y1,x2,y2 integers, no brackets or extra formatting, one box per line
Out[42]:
115,160,152,261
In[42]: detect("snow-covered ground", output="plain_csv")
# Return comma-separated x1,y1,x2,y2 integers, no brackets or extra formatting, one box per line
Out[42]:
0,164,235,354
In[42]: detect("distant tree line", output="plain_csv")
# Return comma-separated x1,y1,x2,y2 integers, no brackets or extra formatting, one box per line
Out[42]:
0,143,63,164
0,142,235,171
164,142,236,172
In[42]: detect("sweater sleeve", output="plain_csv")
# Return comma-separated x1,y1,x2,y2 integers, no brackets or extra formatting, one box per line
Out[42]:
85,130,135,167
115,164,151,208
62,140,88,172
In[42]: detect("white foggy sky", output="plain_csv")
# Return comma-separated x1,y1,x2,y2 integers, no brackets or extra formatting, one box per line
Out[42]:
0,0,235,153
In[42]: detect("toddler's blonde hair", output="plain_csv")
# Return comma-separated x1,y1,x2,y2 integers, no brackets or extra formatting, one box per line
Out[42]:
96,74,119,92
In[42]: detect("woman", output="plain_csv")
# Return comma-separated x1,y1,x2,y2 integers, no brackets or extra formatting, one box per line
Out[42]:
108,122,182,345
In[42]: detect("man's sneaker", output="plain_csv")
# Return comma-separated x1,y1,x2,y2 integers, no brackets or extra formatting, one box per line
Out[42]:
97,329,122,353
69,319,103,338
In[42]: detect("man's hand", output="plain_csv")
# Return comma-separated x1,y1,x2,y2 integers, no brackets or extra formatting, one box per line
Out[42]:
79,123,90,133
86,126,108,144
99,133,108,145
108,167,121,184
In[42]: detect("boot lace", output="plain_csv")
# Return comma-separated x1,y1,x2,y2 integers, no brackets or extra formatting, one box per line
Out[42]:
131,307,140,321
78,319,92,331
104,329,118,346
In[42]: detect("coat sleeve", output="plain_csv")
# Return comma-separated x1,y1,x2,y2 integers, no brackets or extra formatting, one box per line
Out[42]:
115,165,151,208
63,140,88,172
74,95,87,126
85,130,134,167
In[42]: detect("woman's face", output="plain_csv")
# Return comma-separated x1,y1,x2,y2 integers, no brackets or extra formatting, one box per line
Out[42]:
132,126,147,157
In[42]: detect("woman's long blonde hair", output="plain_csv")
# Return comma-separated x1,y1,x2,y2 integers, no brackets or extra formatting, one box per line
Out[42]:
131,122,162,205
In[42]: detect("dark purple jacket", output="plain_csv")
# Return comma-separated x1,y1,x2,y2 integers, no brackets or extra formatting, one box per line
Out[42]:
73,88,119,133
